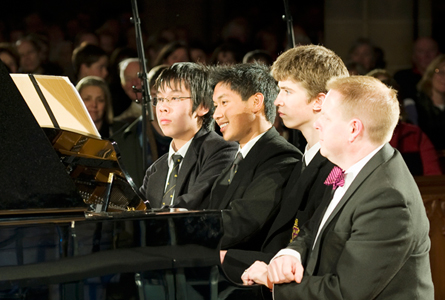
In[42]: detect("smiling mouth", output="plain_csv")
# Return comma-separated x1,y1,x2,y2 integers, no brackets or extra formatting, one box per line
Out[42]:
219,123,228,130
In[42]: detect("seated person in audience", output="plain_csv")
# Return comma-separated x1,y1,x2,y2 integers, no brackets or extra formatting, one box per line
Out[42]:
0,43,20,73
243,76,434,300
76,76,125,139
367,68,442,176
152,41,191,67
113,58,145,123
139,62,238,209
242,49,274,65
72,43,108,83
394,37,440,105
16,34,63,75
111,65,171,187
220,45,349,283
208,63,301,250
416,54,445,151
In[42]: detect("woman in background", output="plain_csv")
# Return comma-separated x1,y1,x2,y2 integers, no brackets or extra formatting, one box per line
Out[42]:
76,76,121,138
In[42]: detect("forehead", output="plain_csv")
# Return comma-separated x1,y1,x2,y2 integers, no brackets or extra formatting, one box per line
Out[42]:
322,90,342,112
278,79,305,90
157,82,190,95
80,85,104,95
213,82,239,98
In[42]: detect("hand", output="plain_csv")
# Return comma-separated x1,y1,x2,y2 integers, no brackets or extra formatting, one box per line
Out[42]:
267,255,304,284
220,250,227,263
241,261,269,287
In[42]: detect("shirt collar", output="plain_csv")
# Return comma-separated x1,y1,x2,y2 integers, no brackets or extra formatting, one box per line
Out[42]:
237,131,267,159
343,144,385,188
167,137,193,168
304,142,321,166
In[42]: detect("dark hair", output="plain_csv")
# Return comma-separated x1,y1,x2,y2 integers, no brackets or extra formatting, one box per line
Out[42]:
153,41,190,67
72,43,107,78
155,62,213,130
210,63,278,122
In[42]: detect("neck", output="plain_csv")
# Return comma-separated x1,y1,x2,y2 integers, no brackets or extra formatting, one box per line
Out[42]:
335,141,380,171
239,119,272,148
300,123,319,150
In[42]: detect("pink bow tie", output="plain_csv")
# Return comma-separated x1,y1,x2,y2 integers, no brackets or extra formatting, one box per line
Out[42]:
324,166,345,190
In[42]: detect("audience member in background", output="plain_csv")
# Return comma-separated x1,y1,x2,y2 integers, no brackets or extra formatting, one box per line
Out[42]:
416,54,445,152
112,65,171,187
113,58,144,124
242,50,274,65
348,37,379,74
152,41,191,67
108,47,138,117
189,40,208,64
72,43,108,83
74,31,99,48
368,69,442,176
394,37,440,105
139,63,238,209
0,42,19,73
16,34,62,75
210,41,244,65
76,76,124,138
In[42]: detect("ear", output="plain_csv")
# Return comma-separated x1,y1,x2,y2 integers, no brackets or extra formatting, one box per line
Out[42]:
348,118,363,142
195,104,210,117
312,93,325,112
251,93,265,114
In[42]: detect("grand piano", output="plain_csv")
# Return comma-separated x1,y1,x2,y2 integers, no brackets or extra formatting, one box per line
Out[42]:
0,62,259,300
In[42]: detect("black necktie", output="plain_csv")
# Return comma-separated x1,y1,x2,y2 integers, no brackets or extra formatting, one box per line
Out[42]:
228,152,243,184
162,154,183,206
301,156,307,173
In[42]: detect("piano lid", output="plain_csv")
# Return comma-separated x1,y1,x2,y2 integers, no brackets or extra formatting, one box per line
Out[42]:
0,61,84,211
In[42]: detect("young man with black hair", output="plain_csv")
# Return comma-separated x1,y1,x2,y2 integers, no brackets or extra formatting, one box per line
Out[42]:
208,63,301,250
139,62,237,209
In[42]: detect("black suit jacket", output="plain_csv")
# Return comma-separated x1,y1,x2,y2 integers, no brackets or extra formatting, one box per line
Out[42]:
208,127,301,250
274,144,434,300
222,151,334,283
139,128,238,209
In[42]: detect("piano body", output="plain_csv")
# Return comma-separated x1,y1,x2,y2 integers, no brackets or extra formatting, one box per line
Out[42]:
0,62,258,299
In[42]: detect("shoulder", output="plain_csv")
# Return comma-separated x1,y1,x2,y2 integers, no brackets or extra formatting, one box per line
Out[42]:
193,130,238,153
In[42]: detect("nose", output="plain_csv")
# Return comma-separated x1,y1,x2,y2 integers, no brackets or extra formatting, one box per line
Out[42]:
213,105,222,120
274,94,283,106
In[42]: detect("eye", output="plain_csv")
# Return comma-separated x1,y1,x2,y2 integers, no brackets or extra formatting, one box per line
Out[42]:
171,97,180,101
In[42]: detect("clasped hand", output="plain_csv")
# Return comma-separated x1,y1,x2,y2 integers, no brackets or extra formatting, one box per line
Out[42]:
241,255,304,288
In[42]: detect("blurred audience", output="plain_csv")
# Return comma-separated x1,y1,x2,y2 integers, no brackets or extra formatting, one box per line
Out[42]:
0,42,19,72
394,37,441,107
16,34,62,75
152,41,190,67
416,54,445,152
368,68,442,176
72,43,108,83
242,49,274,65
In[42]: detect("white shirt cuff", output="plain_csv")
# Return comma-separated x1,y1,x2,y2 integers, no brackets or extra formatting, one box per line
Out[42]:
270,248,301,264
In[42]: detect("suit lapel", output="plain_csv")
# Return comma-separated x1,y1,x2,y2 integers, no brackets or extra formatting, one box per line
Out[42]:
149,155,169,207
216,128,278,209
306,144,395,274
174,130,204,196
